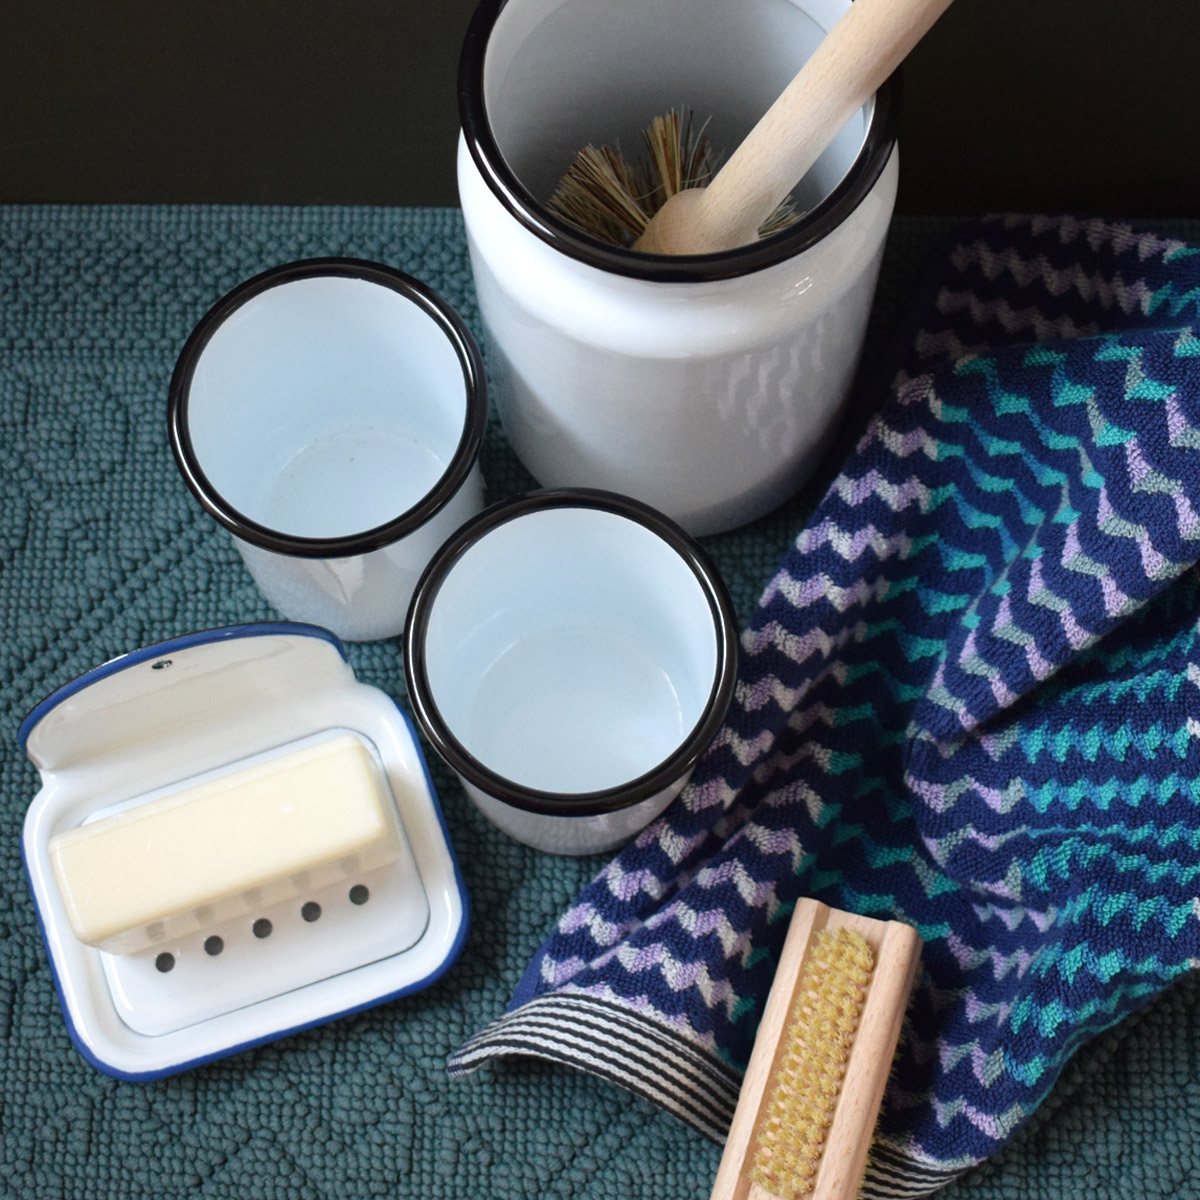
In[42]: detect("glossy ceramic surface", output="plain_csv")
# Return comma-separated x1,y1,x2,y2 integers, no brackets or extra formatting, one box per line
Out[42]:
405,490,738,855
457,0,898,535
169,260,487,640
21,624,468,1078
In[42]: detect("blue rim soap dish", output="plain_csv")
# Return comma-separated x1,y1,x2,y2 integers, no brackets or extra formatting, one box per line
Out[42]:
19,622,469,1079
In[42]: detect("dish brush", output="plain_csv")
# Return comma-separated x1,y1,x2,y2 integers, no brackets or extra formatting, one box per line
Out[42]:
547,109,803,251
548,0,954,256
710,898,923,1200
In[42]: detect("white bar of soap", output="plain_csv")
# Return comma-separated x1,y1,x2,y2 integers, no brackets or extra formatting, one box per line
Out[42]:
49,732,402,955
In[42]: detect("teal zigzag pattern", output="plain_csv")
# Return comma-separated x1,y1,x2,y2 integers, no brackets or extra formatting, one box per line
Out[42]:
450,217,1200,1195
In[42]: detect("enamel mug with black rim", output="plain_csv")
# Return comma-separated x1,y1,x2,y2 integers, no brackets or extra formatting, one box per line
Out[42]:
169,259,488,642
404,489,739,856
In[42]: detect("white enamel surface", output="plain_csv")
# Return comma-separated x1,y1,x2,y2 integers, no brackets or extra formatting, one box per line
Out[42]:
187,275,468,538
25,629,357,776
462,774,690,857
21,630,466,1077
180,273,485,641
236,464,484,641
483,0,864,211
423,507,718,799
459,0,898,535
103,844,429,1035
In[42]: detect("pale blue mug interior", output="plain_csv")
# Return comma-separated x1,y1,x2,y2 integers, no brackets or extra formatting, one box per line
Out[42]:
185,275,469,540
422,506,720,795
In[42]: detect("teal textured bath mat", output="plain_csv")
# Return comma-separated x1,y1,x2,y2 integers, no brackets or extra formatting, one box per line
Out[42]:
1,204,1198,1199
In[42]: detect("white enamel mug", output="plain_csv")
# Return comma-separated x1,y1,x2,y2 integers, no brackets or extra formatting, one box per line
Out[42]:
169,260,487,641
404,489,738,855
457,0,899,536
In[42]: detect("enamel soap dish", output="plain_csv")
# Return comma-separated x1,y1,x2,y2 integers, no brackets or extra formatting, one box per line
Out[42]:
19,623,468,1079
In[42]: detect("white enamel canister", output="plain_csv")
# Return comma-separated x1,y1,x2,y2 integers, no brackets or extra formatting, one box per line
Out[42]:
457,0,899,535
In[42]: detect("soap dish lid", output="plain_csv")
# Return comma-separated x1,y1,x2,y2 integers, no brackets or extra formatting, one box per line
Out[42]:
21,621,352,773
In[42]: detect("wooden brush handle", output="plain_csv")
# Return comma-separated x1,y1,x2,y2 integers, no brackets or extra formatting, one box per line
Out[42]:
710,899,923,1200
640,0,954,254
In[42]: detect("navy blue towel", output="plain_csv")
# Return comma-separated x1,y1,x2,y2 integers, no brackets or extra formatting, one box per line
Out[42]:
451,216,1200,1196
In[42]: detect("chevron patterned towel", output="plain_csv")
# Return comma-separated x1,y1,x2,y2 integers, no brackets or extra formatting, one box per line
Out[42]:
448,216,1200,1195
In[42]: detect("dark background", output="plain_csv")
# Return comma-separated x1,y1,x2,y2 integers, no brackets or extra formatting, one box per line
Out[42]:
2,0,1196,215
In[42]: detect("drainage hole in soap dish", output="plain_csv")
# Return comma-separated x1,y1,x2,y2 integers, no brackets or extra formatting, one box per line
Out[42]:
155,886,376,967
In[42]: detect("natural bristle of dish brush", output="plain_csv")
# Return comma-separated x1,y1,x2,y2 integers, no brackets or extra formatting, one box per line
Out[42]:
547,107,803,249
709,900,923,1200
748,928,874,1199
